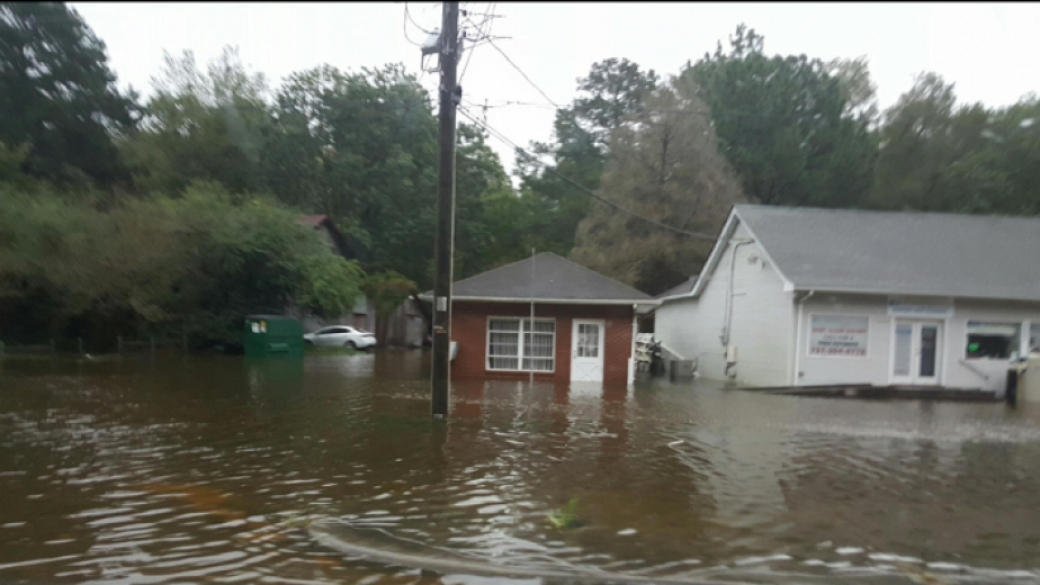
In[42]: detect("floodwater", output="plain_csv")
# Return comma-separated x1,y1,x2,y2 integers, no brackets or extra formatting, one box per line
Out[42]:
2,352,1040,585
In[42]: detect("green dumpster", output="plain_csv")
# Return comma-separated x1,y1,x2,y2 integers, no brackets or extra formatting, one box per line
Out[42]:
244,315,304,358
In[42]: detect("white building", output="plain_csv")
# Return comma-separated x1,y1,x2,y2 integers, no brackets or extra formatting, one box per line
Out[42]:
655,205,1040,393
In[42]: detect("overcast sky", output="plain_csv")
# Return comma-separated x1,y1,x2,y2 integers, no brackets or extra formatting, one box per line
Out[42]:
72,2,1040,176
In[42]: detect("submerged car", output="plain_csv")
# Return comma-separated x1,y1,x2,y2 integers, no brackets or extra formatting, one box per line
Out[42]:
303,326,377,349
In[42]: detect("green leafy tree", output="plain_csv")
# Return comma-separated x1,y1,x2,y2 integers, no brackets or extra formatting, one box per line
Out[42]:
826,56,879,123
571,79,743,294
684,25,875,208
0,2,138,187
264,64,513,287
0,181,366,345
265,64,437,281
516,58,659,259
361,271,418,317
124,47,270,195
874,74,1040,215
298,255,365,319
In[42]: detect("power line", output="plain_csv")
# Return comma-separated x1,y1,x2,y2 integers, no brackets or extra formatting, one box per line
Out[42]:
401,3,426,46
405,2,436,34
485,37,561,109
457,106,717,241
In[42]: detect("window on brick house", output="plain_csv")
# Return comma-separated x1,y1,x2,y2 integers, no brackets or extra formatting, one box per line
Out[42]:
487,318,556,372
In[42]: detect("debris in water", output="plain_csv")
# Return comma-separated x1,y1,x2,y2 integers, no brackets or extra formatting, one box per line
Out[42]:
617,528,637,536
547,497,581,529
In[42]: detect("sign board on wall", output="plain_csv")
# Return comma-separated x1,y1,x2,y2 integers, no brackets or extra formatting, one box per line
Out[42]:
887,298,953,317
809,315,869,357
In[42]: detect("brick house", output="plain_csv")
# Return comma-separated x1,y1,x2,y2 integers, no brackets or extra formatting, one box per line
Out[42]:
436,253,655,384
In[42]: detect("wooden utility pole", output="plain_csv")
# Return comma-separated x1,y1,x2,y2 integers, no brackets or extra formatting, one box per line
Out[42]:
431,1,459,418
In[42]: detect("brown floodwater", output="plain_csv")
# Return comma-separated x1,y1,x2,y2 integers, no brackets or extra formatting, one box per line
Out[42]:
2,351,1040,585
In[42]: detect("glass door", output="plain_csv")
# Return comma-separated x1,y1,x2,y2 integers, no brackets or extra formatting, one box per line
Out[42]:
891,320,942,385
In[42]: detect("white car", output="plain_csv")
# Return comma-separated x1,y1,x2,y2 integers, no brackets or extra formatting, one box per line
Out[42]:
304,326,377,349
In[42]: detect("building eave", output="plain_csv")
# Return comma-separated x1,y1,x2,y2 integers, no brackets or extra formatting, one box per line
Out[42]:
418,294,658,306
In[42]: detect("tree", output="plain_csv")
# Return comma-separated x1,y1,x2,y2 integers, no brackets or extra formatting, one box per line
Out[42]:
0,2,137,187
361,271,418,318
124,47,270,195
874,74,1040,215
826,56,879,123
570,79,744,295
0,181,367,345
684,25,876,209
571,58,660,149
265,64,514,287
516,58,659,259
872,72,962,211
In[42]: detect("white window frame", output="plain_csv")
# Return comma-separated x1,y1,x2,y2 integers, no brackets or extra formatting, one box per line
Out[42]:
806,313,871,359
485,316,557,373
964,320,1024,361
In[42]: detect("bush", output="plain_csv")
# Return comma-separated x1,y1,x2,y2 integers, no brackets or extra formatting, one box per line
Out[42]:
0,181,365,345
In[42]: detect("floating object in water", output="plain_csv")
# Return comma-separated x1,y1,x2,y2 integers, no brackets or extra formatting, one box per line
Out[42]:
547,497,582,529
668,440,684,447
308,519,748,585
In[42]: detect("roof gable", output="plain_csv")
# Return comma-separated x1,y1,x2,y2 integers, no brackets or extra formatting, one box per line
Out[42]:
449,253,653,303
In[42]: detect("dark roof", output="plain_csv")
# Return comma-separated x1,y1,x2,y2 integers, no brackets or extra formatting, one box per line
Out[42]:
297,214,351,259
436,253,653,303
735,204,1040,301
656,275,698,299
297,214,328,228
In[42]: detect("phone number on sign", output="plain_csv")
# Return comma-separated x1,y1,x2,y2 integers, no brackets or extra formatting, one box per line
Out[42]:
810,347,866,356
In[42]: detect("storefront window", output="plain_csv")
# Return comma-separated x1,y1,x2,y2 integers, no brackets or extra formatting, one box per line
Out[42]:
965,322,1021,359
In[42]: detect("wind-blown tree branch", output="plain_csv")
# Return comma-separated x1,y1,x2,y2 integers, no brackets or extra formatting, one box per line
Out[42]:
516,58,659,259
874,73,1040,215
123,47,270,195
684,25,875,209
570,78,744,295
0,2,138,188
264,64,512,287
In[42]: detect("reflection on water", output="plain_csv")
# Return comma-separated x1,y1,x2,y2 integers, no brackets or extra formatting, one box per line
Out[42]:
2,351,1040,584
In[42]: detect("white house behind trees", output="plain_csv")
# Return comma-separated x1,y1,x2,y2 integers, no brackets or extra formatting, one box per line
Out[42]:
655,205,1040,393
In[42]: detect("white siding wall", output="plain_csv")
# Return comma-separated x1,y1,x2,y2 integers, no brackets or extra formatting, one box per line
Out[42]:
797,294,1040,392
797,294,893,386
944,299,1040,392
656,223,794,386
655,297,698,361
656,217,1040,392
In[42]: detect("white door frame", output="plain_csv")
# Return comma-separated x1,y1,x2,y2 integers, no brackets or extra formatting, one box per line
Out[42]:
571,319,605,382
889,319,944,386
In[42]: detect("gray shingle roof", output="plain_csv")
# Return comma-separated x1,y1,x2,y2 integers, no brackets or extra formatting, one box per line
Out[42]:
656,275,698,299
446,253,652,303
735,204,1040,301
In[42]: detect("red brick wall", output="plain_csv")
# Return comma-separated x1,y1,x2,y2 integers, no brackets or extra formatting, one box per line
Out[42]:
450,301,634,384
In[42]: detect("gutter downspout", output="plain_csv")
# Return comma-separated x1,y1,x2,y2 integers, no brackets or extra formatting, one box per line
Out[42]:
793,290,816,386
722,239,754,379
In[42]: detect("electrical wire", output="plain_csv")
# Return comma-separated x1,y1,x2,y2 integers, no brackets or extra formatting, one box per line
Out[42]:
485,37,561,109
459,2,496,84
456,106,717,240
402,3,425,46
405,2,436,34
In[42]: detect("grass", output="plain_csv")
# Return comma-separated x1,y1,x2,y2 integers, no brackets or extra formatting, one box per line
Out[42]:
304,344,359,356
